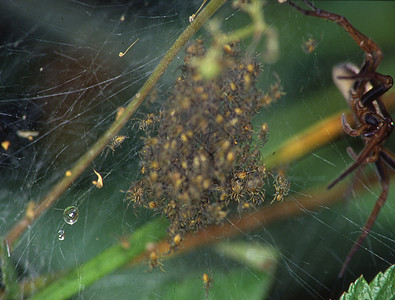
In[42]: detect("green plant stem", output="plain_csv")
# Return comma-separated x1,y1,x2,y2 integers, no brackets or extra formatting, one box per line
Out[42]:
29,218,168,300
5,0,227,250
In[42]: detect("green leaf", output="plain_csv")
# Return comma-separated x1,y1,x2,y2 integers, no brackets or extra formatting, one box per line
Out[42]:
369,265,395,300
29,217,168,300
144,241,278,300
340,265,395,300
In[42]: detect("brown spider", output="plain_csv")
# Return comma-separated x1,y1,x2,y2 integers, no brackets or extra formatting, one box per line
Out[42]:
283,0,394,277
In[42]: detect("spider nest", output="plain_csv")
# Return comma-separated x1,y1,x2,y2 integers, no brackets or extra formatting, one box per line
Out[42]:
126,40,288,248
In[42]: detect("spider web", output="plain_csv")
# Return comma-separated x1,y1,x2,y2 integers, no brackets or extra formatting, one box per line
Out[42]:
0,1,395,299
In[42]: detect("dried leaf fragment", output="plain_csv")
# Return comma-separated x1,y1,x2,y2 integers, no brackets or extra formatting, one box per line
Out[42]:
1,140,10,151
92,169,103,188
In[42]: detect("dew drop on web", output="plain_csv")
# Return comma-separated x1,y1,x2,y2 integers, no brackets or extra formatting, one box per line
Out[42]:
63,206,79,225
58,229,65,241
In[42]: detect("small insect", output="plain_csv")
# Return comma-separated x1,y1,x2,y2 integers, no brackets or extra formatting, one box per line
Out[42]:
260,76,285,106
135,111,163,132
92,169,103,189
246,176,265,206
268,76,286,101
236,171,248,180
126,183,144,208
108,135,127,152
148,250,165,272
139,114,156,131
170,233,182,250
258,122,269,146
202,272,212,298
301,36,320,54
271,173,290,203
230,179,244,203
148,201,157,209
119,38,139,58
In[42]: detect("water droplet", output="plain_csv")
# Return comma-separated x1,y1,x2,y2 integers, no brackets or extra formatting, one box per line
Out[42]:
63,206,79,225
58,229,65,241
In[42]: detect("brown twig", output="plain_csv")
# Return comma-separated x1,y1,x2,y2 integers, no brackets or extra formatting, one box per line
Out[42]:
132,172,376,265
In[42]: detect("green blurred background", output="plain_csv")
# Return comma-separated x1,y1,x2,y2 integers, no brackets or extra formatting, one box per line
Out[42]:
1,1,394,299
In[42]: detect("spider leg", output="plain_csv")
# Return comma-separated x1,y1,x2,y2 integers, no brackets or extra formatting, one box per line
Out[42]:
375,97,393,120
327,160,361,190
335,72,392,105
360,75,393,106
380,148,395,171
341,114,356,136
327,139,379,189
346,147,358,160
343,147,366,204
339,156,389,277
341,113,371,137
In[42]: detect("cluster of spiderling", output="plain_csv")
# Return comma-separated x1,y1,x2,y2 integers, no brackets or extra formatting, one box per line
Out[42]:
126,40,287,248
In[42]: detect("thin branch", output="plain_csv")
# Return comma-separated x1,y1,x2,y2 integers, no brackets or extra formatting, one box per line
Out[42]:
140,181,349,261
5,0,227,250
131,166,389,268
